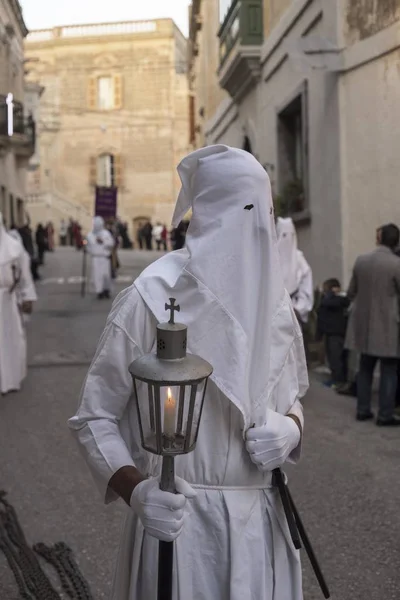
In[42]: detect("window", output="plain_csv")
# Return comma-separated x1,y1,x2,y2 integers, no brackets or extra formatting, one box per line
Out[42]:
97,154,114,187
277,84,308,216
88,75,123,111
97,77,114,110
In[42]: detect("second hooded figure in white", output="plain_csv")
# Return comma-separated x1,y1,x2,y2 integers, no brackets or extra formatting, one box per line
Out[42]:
276,217,314,324
69,146,308,600
86,216,115,300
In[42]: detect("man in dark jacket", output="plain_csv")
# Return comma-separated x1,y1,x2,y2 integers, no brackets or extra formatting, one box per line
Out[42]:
396,247,400,412
318,278,350,388
346,224,400,425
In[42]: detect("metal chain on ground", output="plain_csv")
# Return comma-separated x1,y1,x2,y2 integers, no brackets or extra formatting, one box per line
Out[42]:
56,542,94,600
0,491,61,600
34,542,76,599
0,531,34,600
0,491,95,600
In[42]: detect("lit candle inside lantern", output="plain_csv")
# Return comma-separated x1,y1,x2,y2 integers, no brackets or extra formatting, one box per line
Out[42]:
163,387,176,437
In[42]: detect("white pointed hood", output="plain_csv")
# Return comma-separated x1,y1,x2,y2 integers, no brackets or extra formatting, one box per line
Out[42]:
276,217,300,296
135,146,307,429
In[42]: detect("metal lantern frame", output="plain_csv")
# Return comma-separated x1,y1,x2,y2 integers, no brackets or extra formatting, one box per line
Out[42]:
130,356,211,457
129,298,213,459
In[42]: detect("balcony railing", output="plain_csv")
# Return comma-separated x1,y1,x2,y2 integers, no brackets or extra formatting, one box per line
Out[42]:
0,96,36,155
218,0,263,67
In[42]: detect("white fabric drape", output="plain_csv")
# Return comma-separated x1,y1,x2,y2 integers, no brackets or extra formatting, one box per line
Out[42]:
69,147,309,600
276,217,314,323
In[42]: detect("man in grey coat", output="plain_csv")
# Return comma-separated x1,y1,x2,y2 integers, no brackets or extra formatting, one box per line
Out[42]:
347,224,400,425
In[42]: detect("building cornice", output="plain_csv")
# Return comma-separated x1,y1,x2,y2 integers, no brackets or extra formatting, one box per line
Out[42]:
25,19,175,47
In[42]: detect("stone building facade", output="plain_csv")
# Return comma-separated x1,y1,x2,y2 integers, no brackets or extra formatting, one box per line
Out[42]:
25,19,189,239
0,0,34,227
189,0,400,285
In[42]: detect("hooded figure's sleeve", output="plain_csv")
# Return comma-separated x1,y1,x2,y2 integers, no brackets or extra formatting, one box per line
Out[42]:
68,288,155,503
68,321,140,503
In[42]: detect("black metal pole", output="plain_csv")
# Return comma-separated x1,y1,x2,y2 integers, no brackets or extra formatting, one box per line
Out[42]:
273,469,301,549
81,245,87,298
286,486,331,599
158,455,175,600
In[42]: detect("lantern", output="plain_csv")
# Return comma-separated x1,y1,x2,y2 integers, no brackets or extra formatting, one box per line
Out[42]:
129,297,213,600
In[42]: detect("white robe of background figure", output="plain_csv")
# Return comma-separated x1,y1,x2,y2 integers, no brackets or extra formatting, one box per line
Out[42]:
87,216,115,299
0,213,37,395
276,217,314,324
8,227,37,325
69,146,309,600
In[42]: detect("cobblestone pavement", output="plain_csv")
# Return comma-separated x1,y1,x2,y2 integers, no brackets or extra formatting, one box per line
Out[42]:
1,248,400,600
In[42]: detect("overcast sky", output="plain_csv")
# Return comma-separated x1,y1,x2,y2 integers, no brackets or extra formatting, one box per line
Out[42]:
20,0,190,36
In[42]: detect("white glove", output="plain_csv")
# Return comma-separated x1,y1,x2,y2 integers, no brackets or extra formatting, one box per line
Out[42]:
245,409,301,472
130,477,196,542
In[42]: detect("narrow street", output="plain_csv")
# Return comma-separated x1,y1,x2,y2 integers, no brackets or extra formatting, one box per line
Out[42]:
1,248,399,600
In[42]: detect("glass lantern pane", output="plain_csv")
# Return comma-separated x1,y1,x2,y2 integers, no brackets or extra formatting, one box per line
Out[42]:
159,381,206,453
133,379,207,455
133,379,161,454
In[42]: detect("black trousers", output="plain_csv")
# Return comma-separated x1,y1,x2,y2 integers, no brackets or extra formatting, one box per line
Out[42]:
325,335,347,384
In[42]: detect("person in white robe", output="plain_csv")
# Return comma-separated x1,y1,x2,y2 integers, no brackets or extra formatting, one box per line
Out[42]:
0,213,37,395
86,216,115,299
8,227,37,325
276,217,314,324
68,146,309,600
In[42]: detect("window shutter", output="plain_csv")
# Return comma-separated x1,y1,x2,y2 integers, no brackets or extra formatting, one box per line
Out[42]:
114,154,123,188
113,74,123,109
89,156,97,186
88,77,97,110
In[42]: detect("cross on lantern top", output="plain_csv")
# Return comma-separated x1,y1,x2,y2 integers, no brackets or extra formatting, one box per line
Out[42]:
165,298,180,324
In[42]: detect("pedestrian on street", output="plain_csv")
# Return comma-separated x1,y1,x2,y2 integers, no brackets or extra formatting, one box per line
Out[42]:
67,219,74,246
142,221,153,250
317,278,350,390
276,217,314,325
152,222,163,251
171,220,186,250
18,223,40,281
161,224,168,251
68,145,307,600
0,212,37,395
395,246,400,413
346,223,400,425
136,225,144,250
46,222,55,251
8,227,37,325
35,223,47,265
86,216,115,300
59,219,67,246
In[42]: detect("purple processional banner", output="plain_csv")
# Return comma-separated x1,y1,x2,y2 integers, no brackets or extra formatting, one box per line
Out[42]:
94,186,117,219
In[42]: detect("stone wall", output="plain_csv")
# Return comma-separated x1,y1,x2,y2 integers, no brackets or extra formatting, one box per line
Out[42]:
345,0,400,44
25,20,189,237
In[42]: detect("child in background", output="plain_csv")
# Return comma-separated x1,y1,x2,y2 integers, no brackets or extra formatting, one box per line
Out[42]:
317,278,350,391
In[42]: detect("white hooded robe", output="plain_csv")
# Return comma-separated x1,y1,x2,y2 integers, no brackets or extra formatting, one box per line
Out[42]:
87,217,115,295
0,216,37,394
276,217,314,324
69,146,309,600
